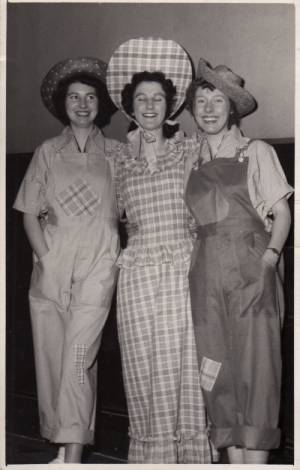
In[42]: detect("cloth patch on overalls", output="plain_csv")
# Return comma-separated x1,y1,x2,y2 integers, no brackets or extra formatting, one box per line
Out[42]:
200,356,222,392
74,344,88,384
56,177,99,216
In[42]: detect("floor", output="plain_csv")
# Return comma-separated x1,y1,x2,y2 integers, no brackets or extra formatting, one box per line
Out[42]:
6,433,127,465
5,432,294,466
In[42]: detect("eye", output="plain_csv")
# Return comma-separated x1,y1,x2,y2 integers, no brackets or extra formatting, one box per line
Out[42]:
87,94,97,101
68,93,79,101
215,97,225,104
196,98,206,104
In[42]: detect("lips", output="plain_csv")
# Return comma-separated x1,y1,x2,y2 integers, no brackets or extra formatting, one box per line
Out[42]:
76,111,90,117
202,116,218,123
143,113,157,118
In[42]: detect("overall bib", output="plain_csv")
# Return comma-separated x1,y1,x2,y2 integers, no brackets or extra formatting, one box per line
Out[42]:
28,145,119,444
185,148,282,450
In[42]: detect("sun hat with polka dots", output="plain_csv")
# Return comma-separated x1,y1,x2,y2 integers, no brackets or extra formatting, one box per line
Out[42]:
40,57,107,119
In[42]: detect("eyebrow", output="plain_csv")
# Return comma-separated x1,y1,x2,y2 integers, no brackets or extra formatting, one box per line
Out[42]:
134,92,165,98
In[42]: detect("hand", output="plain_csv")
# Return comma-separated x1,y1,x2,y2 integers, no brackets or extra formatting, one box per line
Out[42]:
262,249,279,268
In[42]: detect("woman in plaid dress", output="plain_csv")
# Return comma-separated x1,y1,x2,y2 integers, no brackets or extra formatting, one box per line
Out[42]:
106,38,214,463
13,58,119,463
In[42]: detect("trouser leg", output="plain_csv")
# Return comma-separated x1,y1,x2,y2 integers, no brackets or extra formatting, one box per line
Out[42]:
52,255,118,444
29,296,65,440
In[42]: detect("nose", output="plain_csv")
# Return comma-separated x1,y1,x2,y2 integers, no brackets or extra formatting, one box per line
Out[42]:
79,96,87,108
204,100,213,113
146,98,154,109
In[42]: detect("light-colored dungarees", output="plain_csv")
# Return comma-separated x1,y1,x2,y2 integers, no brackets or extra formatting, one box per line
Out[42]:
14,127,119,444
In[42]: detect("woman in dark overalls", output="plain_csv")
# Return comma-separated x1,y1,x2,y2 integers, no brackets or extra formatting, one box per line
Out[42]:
184,59,293,464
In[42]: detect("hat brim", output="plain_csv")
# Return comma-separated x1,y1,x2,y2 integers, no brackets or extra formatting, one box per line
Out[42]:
107,38,192,120
40,57,108,119
197,59,257,117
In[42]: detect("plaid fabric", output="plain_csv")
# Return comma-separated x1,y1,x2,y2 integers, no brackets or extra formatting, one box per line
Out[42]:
200,357,222,392
107,38,192,119
74,344,88,385
116,157,192,250
117,263,212,463
115,149,215,462
56,177,100,216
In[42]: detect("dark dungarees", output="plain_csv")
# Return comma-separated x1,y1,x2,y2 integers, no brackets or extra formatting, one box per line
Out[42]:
185,147,282,450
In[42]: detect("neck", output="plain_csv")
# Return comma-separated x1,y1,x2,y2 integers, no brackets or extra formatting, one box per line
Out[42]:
71,125,94,152
205,130,228,158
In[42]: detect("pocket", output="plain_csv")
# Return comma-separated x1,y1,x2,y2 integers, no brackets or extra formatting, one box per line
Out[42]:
55,177,100,216
34,249,51,264
110,230,120,262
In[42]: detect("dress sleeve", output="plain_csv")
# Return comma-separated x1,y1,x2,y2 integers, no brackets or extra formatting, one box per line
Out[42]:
247,139,294,225
112,144,126,219
13,143,50,216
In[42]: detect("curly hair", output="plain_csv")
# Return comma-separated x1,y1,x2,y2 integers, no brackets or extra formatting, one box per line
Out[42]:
52,73,116,128
121,71,178,138
186,78,240,129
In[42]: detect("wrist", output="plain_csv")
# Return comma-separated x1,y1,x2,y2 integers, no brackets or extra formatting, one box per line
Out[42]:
266,246,281,257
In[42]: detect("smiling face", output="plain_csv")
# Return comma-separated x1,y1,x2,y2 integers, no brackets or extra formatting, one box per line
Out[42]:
132,81,167,132
65,82,98,130
193,87,231,135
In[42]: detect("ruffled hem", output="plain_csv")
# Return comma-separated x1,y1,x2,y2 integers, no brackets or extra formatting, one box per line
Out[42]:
127,429,217,463
117,240,193,268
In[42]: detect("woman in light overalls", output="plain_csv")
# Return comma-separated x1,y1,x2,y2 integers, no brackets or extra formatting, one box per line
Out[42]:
13,57,119,463
184,59,293,464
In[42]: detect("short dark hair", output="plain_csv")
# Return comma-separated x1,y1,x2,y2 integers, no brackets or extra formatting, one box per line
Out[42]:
52,73,116,128
121,71,178,138
186,78,240,129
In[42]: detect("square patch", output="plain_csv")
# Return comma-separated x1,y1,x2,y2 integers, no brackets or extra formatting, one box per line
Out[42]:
200,356,222,392
56,177,99,216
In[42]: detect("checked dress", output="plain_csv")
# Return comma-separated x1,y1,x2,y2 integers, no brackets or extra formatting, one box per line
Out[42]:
111,134,214,463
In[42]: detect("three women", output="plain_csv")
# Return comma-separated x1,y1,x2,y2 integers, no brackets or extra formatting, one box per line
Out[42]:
14,45,293,465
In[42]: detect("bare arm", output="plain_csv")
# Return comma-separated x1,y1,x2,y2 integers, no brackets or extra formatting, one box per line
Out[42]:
262,197,291,267
23,213,49,259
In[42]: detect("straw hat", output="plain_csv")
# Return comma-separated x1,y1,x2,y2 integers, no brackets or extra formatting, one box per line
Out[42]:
197,58,257,117
40,57,107,119
106,37,193,120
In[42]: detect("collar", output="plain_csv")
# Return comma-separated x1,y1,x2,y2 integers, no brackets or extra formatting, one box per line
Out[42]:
195,125,250,161
53,126,105,153
121,129,185,175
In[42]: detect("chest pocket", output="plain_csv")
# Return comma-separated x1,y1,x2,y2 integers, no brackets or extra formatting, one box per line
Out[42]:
55,176,100,216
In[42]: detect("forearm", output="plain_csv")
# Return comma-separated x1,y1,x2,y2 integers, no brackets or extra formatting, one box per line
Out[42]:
23,213,49,259
267,199,291,253
262,198,291,267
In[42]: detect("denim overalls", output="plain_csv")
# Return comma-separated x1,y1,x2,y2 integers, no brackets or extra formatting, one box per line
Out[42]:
185,144,283,451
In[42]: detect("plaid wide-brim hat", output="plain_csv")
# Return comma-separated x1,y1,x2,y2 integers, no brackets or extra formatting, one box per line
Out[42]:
197,58,257,117
106,37,192,119
40,57,107,118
